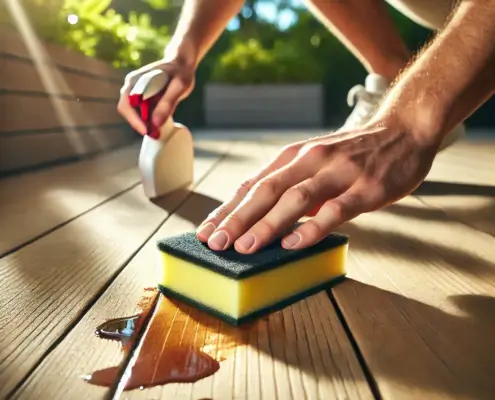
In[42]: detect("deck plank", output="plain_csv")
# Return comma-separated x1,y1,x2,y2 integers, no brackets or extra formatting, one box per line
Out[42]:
14,139,373,400
333,134,495,399
412,135,495,237
333,191,495,399
0,139,230,399
0,143,141,257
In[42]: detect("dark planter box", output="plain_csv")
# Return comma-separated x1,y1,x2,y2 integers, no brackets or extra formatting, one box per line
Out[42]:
204,84,324,128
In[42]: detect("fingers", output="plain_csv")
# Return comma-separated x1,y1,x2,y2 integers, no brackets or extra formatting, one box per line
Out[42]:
117,61,191,135
202,152,323,251
117,81,147,135
195,178,257,243
196,143,302,242
281,182,383,249
233,170,349,253
151,76,189,127
232,162,356,253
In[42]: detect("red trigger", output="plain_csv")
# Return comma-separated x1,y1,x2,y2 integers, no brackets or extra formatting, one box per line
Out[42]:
128,91,163,140
128,93,142,108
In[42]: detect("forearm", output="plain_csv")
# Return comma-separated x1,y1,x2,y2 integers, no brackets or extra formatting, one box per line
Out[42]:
375,0,495,143
165,0,245,66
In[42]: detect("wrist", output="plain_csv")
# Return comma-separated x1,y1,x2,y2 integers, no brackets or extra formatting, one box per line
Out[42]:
164,37,199,68
372,87,450,148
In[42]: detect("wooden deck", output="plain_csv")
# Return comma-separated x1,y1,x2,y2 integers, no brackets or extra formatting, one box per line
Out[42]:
1,129,494,400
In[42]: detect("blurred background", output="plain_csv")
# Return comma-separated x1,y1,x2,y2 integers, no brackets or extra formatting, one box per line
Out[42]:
0,0,493,175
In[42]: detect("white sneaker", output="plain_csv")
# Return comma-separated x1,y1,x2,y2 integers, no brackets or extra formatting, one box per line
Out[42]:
342,73,465,151
343,73,390,129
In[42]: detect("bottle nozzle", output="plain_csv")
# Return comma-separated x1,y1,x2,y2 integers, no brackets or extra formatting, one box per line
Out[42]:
128,70,171,140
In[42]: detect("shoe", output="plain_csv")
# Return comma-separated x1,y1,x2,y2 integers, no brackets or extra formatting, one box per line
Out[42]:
343,73,390,130
342,73,465,151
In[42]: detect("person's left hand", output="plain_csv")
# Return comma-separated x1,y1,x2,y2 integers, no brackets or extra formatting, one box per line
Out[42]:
195,117,440,253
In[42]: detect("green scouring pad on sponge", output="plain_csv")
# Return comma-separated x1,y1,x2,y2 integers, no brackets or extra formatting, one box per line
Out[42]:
156,230,348,326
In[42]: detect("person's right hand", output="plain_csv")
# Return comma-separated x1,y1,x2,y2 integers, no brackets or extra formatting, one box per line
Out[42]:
117,57,196,135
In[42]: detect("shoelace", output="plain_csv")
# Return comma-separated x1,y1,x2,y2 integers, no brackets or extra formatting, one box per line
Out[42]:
347,84,373,107
346,84,382,124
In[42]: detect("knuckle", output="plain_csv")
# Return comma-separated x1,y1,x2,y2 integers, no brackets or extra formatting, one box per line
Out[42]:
303,219,324,240
207,205,229,221
369,187,386,210
300,143,329,160
177,73,191,87
350,189,378,213
156,101,172,114
327,200,345,220
222,212,246,233
254,177,280,196
235,178,255,198
116,99,127,115
254,218,278,238
279,144,299,159
285,184,313,204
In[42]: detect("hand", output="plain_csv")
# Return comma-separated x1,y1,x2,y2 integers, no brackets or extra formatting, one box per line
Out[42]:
196,118,440,253
117,57,195,135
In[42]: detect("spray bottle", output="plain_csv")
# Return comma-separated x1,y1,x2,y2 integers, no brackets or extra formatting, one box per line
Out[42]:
128,69,194,199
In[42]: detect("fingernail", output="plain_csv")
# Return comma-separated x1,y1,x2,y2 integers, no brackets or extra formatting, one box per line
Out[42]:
282,232,301,248
208,230,229,250
237,233,256,252
197,222,216,240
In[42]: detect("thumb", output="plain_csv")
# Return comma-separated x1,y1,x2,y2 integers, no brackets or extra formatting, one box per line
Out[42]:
151,76,189,127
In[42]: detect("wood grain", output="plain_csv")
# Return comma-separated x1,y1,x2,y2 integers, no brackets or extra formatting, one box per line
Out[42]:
14,139,373,400
413,136,495,237
0,24,130,173
0,139,229,399
1,58,122,99
0,95,123,133
0,126,134,174
0,26,124,81
333,177,495,400
0,143,141,256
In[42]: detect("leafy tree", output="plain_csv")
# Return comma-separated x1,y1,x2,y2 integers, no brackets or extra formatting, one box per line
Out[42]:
61,0,172,68
0,0,172,69
211,37,324,84
110,0,182,29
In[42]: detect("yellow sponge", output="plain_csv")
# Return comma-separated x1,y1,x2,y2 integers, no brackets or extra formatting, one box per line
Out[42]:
156,230,348,325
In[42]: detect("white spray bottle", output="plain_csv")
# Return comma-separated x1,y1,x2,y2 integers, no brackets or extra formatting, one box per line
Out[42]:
129,69,194,199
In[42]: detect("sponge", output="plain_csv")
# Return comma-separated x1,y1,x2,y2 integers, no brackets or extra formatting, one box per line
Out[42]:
156,230,348,326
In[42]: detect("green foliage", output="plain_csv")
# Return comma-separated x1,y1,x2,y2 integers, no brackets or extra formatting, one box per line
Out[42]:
211,39,277,84
1,0,431,86
1,0,433,82
3,0,491,127
210,38,324,84
0,0,65,39
141,0,172,10
59,0,170,68
0,0,170,69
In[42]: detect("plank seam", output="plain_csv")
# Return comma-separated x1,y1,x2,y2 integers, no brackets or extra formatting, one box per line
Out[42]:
106,143,236,400
0,89,119,103
413,195,495,239
0,181,140,260
0,123,129,137
105,290,161,400
6,140,234,400
326,289,383,400
0,138,136,179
